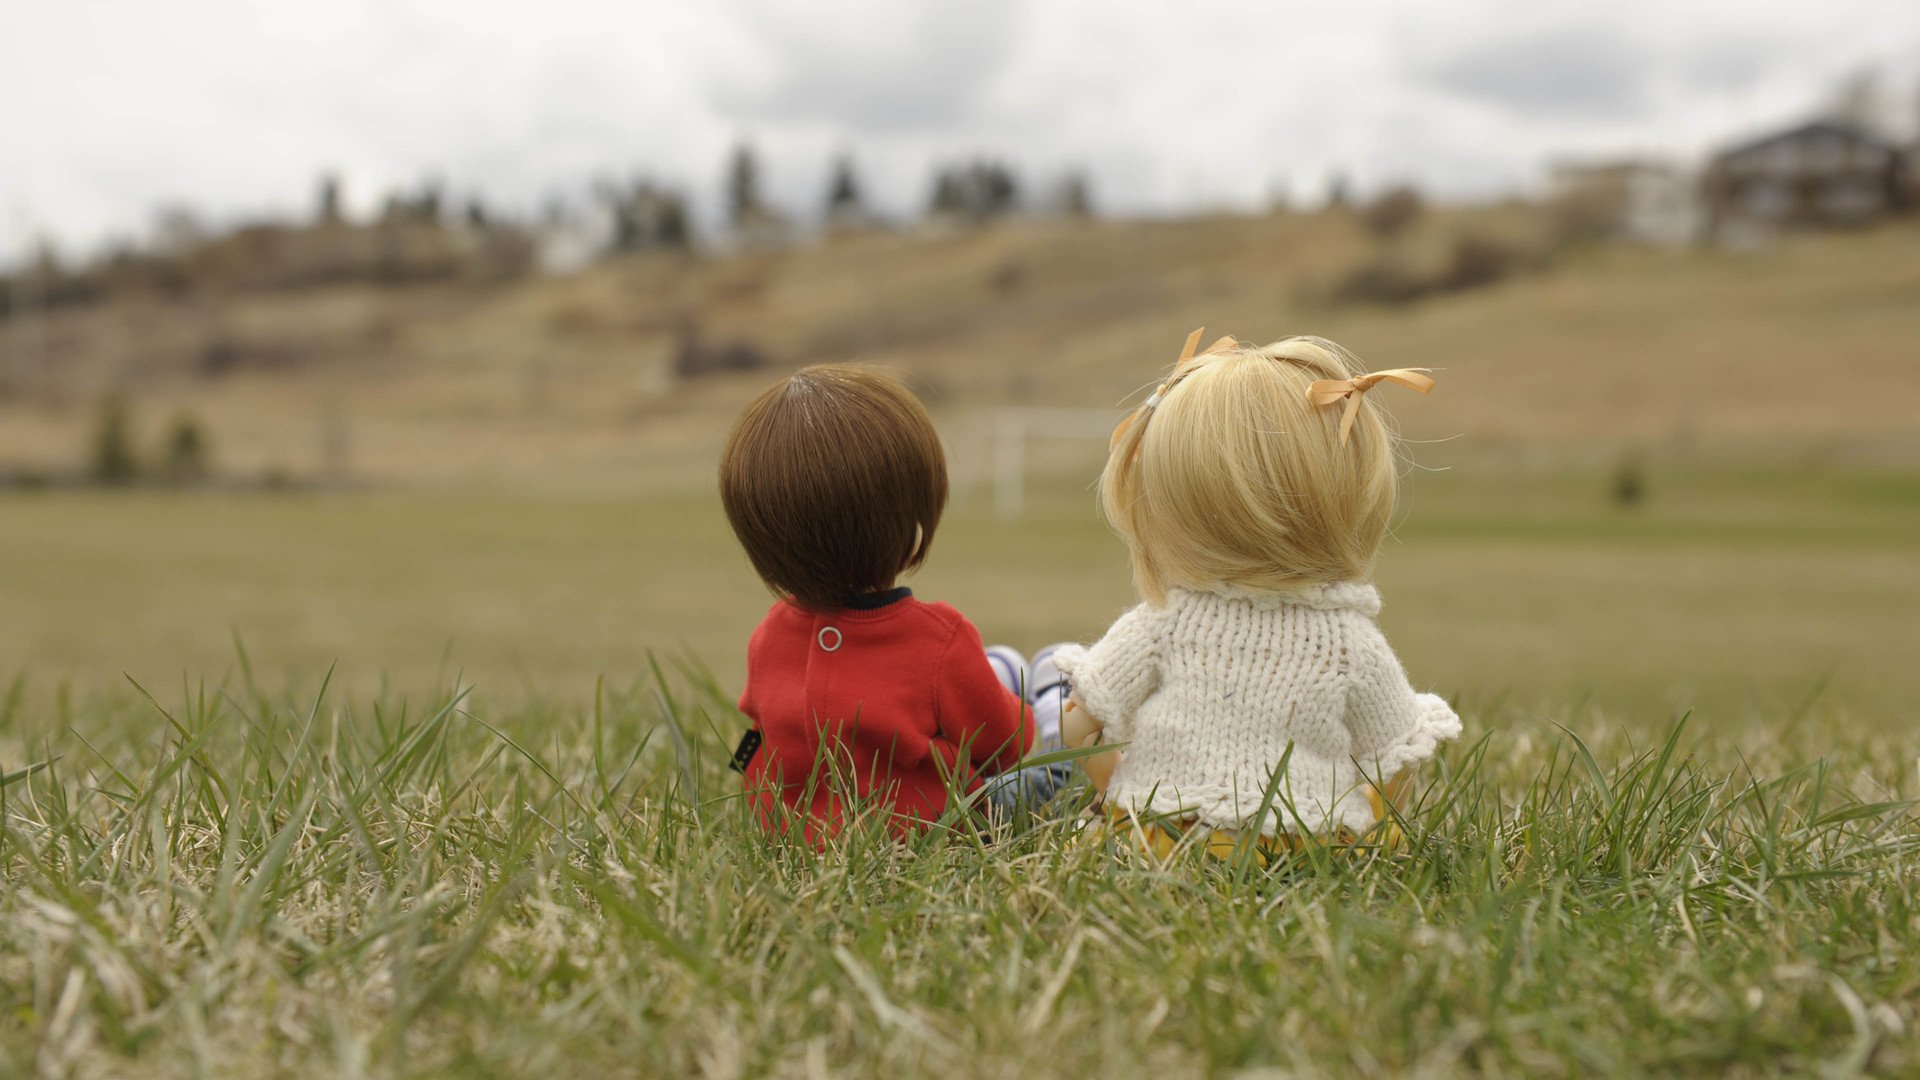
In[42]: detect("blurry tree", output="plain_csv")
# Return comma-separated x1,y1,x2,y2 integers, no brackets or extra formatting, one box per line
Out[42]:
90,394,138,485
610,182,694,251
1362,185,1424,238
930,172,962,216
151,205,205,255
382,181,445,225
927,161,1021,223
728,142,765,227
465,198,490,230
1057,171,1095,218
612,195,642,252
1326,172,1352,210
981,164,1019,215
655,193,691,248
317,174,343,224
161,413,211,483
417,180,444,223
826,155,865,220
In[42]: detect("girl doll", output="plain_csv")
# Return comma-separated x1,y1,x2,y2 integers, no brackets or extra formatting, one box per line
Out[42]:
720,364,1067,841
1055,330,1462,854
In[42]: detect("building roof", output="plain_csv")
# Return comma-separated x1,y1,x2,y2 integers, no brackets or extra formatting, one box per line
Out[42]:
1712,119,1897,165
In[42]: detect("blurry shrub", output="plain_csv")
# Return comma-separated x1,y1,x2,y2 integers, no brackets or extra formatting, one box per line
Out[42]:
90,394,139,485
196,336,305,378
468,230,539,283
1438,232,1527,292
261,466,295,491
674,319,770,377
1329,259,1430,305
96,247,194,298
1332,230,1533,307
706,257,778,305
1362,186,1425,239
2,249,104,317
547,300,605,337
989,259,1027,295
8,467,52,491
1548,189,1622,249
200,338,242,377
1611,452,1648,508
161,413,212,483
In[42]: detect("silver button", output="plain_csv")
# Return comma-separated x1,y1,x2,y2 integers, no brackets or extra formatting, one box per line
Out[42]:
818,626,843,652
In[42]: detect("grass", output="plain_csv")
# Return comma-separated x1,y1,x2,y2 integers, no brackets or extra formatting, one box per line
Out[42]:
2,665,1916,1077
1,460,1916,714
1,459,1914,1075
7,204,1919,1074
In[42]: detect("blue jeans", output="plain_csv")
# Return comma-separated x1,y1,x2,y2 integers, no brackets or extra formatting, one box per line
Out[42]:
981,644,1073,814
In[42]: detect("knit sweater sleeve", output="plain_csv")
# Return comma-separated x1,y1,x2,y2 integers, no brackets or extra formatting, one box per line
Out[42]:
1344,617,1462,779
1050,604,1161,742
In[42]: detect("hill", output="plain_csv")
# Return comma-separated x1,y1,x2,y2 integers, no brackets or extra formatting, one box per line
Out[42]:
3,208,1918,490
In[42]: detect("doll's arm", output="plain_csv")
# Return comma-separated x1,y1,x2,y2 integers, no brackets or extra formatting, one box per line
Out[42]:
1344,618,1462,782
1050,605,1161,744
933,620,1035,775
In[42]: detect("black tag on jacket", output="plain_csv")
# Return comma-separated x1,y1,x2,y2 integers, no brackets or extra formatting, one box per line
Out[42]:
729,729,762,774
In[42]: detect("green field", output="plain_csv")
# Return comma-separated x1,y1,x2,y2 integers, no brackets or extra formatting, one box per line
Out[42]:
2,461,1916,715
4,464,1920,1075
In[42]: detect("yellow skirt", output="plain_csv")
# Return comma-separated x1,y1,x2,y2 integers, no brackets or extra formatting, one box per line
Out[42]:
1096,782,1405,867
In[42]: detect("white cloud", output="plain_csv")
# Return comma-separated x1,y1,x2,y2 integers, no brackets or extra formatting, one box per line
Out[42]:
2,0,1917,263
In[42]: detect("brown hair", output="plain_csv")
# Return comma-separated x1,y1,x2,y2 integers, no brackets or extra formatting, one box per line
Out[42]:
720,364,949,611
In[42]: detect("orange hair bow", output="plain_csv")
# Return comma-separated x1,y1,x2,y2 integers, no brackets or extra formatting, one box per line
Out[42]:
1307,368,1435,445
1109,327,1239,449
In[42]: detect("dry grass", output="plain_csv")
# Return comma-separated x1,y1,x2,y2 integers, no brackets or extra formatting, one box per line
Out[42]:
4,212,1919,488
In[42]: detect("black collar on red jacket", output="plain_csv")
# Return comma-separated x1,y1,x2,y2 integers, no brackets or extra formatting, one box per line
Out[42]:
844,586,913,610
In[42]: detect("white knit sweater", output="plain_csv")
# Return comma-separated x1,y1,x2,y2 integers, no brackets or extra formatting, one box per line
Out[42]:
1052,583,1461,837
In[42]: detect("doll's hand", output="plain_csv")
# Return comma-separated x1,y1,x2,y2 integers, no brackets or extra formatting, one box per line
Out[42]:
1061,695,1123,794
1060,694,1102,749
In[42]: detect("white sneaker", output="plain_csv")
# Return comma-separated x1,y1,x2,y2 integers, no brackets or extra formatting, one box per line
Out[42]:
984,645,1029,698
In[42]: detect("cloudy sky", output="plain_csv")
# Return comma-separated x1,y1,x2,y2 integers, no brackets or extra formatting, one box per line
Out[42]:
4,0,1919,262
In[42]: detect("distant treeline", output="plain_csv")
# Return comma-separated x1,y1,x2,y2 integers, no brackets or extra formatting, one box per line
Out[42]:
0,143,1096,315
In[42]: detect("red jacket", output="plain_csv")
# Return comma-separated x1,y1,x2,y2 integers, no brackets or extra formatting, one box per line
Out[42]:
736,590,1033,839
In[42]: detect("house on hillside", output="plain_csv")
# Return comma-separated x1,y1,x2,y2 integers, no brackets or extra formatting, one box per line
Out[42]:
1701,120,1909,240
1547,160,1700,245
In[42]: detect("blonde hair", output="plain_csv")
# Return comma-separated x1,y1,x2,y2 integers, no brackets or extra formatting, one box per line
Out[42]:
1100,336,1401,605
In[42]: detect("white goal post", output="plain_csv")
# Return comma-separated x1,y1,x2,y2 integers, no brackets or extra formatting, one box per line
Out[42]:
992,407,1124,519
